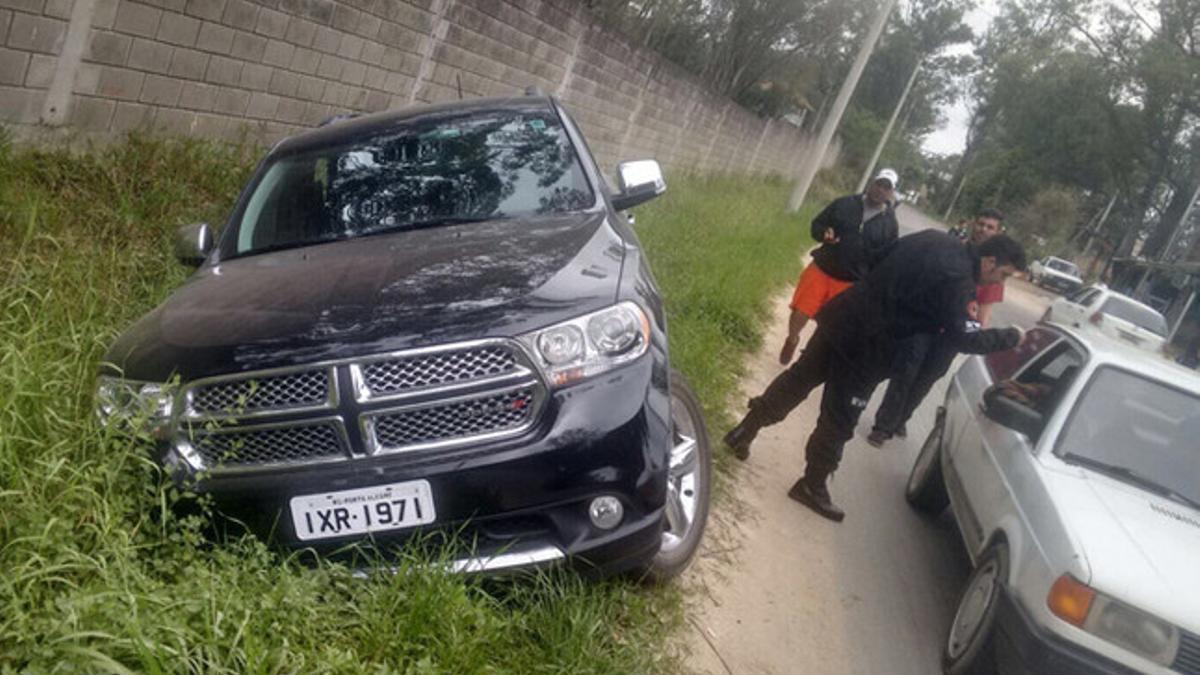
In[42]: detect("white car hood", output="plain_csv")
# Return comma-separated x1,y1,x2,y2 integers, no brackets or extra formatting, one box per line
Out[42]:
1042,463,1200,633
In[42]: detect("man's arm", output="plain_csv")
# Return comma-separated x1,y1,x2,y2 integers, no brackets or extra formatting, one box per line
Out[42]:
810,199,839,242
943,282,1021,354
977,302,994,328
779,310,808,364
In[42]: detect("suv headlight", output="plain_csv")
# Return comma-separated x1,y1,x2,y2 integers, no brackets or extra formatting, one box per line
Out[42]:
1048,575,1179,666
95,376,174,431
521,302,651,387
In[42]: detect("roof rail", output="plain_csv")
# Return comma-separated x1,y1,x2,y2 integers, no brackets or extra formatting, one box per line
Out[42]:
318,113,361,127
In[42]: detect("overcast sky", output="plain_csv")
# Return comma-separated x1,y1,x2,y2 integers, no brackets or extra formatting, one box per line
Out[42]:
920,3,1000,156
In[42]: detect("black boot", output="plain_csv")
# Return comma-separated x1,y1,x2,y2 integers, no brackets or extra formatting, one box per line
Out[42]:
866,429,891,448
787,473,845,522
723,404,767,461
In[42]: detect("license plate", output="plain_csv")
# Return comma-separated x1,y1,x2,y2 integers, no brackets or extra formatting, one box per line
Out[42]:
290,480,436,541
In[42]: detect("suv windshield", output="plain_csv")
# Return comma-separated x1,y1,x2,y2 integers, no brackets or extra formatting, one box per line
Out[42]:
232,108,594,257
1100,297,1168,336
1047,258,1079,276
1057,367,1200,508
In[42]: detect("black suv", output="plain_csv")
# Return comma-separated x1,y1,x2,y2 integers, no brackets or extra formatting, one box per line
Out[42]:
96,94,711,579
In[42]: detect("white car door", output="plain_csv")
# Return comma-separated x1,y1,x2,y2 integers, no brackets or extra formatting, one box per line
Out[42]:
1057,287,1101,327
943,328,1058,551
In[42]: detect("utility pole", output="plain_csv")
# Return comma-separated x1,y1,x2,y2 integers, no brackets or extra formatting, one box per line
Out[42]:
1082,192,1118,278
857,59,921,193
788,0,898,212
1134,179,1200,297
942,169,969,222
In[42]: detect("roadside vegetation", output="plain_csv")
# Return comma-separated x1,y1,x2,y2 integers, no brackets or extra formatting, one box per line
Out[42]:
0,132,815,672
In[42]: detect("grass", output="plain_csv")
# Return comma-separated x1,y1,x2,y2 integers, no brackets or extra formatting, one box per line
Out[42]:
0,132,815,672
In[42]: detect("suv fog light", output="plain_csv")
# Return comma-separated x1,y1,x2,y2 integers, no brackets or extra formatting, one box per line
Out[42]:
588,496,624,530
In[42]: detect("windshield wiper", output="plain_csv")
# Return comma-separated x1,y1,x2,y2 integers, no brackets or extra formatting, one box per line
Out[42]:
363,214,510,236
1063,453,1200,511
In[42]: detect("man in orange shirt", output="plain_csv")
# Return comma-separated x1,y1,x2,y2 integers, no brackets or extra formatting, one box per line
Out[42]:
726,170,900,459
778,169,901,365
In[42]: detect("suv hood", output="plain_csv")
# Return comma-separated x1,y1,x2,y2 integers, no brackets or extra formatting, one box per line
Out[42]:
106,212,626,381
1043,464,1200,633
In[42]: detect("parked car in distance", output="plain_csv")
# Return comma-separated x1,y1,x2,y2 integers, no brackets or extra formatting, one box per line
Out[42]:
906,323,1200,674
1044,284,1169,353
95,93,712,580
1029,256,1083,294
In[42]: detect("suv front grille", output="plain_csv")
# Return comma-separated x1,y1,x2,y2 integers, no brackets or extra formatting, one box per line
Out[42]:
189,369,331,416
369,387,537,452
1176,630,1200,675
172,340,544,475
191,422,346,468
359,345,520,397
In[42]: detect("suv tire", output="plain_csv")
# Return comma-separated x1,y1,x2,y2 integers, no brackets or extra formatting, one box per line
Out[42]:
641,369,711,583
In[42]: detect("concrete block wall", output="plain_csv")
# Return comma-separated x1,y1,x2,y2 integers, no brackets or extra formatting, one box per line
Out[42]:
0,0,838,176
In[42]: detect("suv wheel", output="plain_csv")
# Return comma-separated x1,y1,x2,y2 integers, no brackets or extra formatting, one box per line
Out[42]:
906,418,949,514
642,369,712,582
943,543,1007,675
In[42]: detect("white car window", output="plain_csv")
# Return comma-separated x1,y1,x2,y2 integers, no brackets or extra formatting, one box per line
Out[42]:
1099,297,1168,336
1057,367,1200,508
1015,341,1085,417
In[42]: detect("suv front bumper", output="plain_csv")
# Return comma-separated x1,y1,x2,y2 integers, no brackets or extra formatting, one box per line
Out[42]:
167,357,672,576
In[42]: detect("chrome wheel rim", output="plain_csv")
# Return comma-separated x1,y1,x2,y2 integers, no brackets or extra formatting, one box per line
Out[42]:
661,390,700,553
947,558,999,660
907,430,938,496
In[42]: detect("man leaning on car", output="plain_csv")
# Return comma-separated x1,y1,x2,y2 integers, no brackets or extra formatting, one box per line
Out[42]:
724,232,1027,522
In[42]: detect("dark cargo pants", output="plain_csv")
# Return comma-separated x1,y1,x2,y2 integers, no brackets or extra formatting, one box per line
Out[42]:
874,333,955,435
749,329,877,478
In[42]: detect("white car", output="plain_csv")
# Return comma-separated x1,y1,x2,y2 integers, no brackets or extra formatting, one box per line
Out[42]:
1045,285,1169,353
907,324,1200,674
1030,256,1084,294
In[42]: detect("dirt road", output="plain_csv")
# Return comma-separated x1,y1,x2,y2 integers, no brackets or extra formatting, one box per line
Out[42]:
685,205,1050,675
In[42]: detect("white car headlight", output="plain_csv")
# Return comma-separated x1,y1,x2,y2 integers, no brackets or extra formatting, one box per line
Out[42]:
1048,575,1179,666
1084,595,1179,666
521,302,651,387
95,375,175,431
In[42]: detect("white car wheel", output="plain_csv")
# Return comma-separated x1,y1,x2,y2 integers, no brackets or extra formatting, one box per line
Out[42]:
943,544,1007,674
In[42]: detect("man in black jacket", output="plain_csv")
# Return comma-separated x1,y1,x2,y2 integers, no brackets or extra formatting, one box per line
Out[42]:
724,232,1027,522
777,170,900,365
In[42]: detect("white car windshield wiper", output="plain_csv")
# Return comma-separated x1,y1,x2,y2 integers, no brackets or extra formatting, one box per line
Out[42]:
1064,453,1200,511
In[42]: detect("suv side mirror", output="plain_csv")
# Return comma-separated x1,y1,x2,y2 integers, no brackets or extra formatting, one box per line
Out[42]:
175,223,214,267
982,385,1044,440
611,160,666,211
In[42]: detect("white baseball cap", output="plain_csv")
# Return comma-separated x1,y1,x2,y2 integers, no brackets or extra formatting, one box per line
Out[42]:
874,168,899,190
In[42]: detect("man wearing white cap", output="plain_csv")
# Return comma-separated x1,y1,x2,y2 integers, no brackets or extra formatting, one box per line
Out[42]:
774,168,900,366
725,168,900,458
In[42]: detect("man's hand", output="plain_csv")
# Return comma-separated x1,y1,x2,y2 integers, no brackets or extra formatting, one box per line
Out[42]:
779,334,800,365
1011,325,1026,346
822,227,840,244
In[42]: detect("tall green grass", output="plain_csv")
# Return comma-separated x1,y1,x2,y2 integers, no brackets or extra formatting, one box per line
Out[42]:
0,133,813,672
634,175,819,447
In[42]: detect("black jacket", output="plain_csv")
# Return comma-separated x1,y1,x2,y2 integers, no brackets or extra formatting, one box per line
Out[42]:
809,194,900,282
816,229,1020,373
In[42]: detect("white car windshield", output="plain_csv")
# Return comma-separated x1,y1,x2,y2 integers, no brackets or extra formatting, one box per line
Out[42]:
1047,258,1079,276
1057,367,1200,509
1100,297,1168,336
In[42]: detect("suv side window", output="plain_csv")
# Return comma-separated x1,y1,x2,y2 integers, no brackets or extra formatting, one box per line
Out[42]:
1014,341,1085,417
986,327,1060,381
